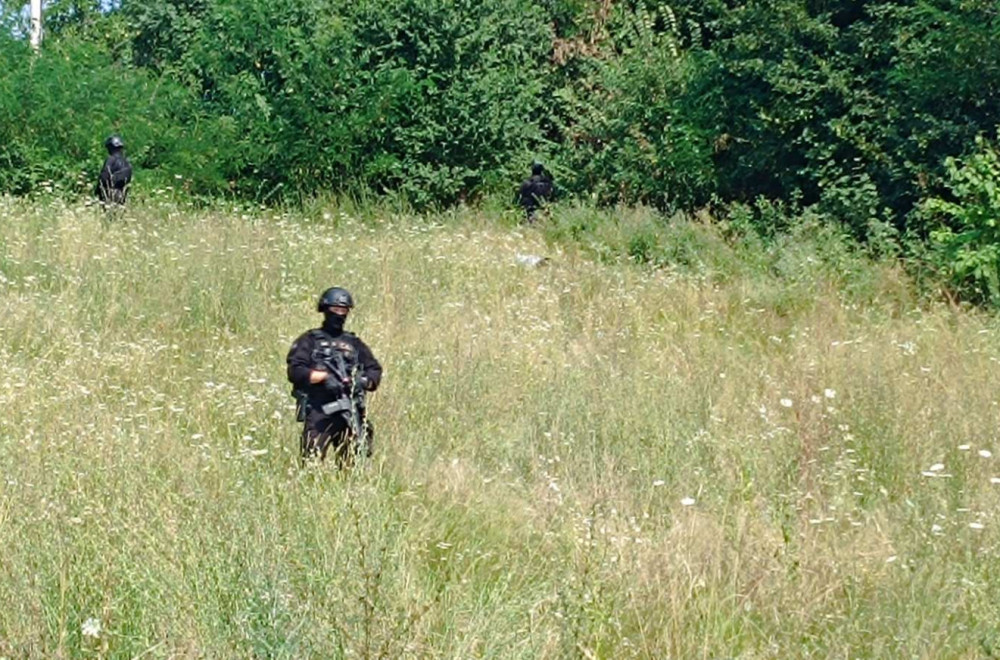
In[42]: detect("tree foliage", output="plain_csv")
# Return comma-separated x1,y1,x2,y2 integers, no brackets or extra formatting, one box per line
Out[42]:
0,0,997,252
0,30,228,195
923,135,1000,305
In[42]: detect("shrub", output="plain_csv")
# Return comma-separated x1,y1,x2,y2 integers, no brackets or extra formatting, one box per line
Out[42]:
551,1,715,210
0,33,231,196
922,135,1000,305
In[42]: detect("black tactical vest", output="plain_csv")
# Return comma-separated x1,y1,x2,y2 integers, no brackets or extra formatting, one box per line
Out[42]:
309,329,360,373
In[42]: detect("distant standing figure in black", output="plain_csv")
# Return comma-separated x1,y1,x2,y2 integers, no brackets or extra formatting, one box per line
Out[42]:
95,135,132,207
515,161,554,223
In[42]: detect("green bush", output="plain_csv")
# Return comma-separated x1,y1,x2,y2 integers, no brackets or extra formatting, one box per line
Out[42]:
117,0,555,205
922,135,1000,305
0,0,998,269
551,1,714,210
0,33,231,196
667,0,999,236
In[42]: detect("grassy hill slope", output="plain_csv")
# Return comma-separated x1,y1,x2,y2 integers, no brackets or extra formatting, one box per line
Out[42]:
1,199,999,657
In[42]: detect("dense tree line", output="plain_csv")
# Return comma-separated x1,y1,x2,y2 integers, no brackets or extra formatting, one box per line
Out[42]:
1,0,998,297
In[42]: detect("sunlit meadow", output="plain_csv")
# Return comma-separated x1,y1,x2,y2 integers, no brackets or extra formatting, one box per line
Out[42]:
2,196,1000,658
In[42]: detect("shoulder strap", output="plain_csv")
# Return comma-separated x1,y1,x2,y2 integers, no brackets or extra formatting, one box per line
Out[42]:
309,328,334,342
311,328,357,343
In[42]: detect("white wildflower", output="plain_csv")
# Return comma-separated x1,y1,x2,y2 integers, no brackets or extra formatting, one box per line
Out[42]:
979,450,992,458
824,389,836,399
680,497,696,507
81,617,101,638
970,522,985,530
958,444,970,451
652,480,665,487
929,463,945,472
780,398,793,408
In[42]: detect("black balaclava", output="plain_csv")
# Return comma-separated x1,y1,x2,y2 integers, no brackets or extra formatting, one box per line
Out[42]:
322,311,347,335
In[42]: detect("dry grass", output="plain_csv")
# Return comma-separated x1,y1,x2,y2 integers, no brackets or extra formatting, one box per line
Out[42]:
1,196,999,658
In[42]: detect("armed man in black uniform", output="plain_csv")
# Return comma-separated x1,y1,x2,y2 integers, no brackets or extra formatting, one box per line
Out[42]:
515,160,554,223
286,287,382,464
95,135,133,207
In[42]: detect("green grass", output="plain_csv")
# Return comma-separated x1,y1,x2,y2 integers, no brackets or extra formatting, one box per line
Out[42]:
1,196,999,658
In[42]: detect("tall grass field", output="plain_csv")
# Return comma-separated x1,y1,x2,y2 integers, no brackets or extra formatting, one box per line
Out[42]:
2,197,1000,658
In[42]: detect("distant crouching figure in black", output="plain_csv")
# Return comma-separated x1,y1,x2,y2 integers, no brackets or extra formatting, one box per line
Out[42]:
95,135,132,207
515,161,554,223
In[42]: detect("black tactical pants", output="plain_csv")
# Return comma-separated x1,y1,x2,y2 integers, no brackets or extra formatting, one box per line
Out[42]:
300,408,373,464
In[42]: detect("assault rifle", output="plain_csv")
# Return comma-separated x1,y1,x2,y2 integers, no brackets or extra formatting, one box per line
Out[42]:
315,351,368,455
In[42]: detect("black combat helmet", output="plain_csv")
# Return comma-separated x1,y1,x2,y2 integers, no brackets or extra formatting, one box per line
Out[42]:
105,135,125,152
317,287,355,312
531,160,544,176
